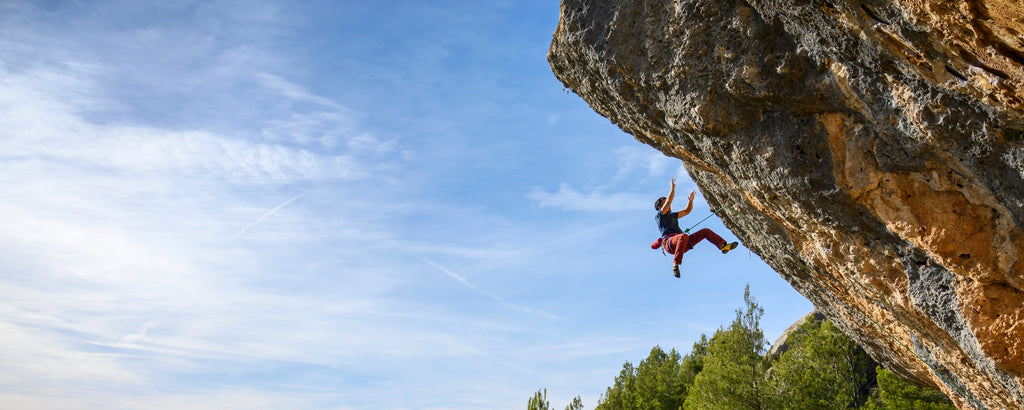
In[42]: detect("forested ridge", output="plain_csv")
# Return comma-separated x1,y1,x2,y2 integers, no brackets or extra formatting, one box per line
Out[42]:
528,286,955,410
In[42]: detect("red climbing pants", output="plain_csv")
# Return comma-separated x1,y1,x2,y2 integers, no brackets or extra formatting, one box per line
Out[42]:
663,228,726,266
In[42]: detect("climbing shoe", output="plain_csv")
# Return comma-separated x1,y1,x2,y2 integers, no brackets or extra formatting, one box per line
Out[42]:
672,265,681,278
720,242,739,254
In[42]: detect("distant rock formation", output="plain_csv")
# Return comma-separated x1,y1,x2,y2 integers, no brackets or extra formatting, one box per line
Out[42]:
768,310,827,361
548,0,1024,408
768,310,880,405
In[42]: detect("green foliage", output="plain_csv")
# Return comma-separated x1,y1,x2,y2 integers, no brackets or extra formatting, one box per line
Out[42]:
768,317,877,409
685,285,770,409
530,286,958,410
595,346,689,410
565,395,584,410
527,388,582,410
528,389,551,410
681,334,709,388
862,367,955,410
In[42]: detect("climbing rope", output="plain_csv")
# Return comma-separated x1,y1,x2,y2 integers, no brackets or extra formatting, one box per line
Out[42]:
655,204,731,257
722,206,988,409
683,204,731,233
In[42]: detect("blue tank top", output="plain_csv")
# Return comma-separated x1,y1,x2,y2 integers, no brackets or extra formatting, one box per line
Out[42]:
656,211,682,236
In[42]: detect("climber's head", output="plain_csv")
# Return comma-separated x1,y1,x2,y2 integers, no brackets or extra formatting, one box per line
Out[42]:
655,197,667,210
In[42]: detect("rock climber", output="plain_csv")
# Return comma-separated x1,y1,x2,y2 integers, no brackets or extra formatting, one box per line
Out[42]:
652,178,738,278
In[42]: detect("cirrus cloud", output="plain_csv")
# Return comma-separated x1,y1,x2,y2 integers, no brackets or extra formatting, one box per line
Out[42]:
528,183,651,212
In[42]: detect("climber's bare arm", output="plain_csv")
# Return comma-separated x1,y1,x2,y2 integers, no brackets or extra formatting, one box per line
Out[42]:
677,190,696,218
660,178,676,214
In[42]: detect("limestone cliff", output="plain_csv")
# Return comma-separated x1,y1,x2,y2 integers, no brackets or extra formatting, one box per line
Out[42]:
548,0,1024,408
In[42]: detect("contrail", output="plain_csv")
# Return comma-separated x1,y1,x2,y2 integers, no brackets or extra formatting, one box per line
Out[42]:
231,193,303,241
409,252,561,320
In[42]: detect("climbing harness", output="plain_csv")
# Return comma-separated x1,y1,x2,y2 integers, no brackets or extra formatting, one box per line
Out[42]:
651,205,733,256
722,206,988,409
652,232,681,256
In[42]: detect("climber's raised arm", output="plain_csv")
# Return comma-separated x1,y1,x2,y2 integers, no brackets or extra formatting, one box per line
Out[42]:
658,178,676,215
677,190,696,218
651,180,739,279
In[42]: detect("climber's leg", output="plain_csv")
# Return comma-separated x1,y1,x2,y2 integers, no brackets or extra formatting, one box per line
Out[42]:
688,228,725,249
668,233,690,267
689,228,739,254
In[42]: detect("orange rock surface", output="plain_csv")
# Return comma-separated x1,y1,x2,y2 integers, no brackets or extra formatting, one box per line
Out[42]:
550,0,1024,407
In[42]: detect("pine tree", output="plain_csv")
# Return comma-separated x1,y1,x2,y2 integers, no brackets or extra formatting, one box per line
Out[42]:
565,285,959,410
565,395,584,410
527,388,583,410
685,285,770,409
680,334,709,394
862,367,955,410
528,388,551,410
595,346,689,410
767,316,877,408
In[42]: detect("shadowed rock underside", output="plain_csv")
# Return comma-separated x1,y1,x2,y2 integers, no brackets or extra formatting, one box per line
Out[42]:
549,1,1024,408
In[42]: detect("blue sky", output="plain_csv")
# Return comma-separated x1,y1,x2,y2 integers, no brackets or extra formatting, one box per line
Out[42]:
0,1,812,409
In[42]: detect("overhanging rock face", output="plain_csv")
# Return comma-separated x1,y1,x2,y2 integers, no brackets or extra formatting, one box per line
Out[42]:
548,0,1024,408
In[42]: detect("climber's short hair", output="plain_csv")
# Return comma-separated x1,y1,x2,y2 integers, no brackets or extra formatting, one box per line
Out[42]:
655,197,667,210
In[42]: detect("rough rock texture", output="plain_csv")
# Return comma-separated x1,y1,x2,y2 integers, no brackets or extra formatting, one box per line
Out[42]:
548,0,1024,408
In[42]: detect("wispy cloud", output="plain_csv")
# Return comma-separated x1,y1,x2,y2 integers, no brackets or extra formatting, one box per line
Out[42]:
465,216,635,276
0,65,362,185
0,3,426,406
0,1,816,409
255,73,346,110
0,48,551,406
528,183,651,212
253,72,369,149
527,145,690,213
610,145,680,184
